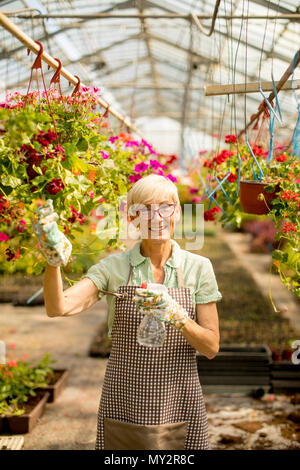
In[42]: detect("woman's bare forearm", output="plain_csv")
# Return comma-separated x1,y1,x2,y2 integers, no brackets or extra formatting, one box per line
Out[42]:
180,318,219,359
43,263,100,317
44,263,65,316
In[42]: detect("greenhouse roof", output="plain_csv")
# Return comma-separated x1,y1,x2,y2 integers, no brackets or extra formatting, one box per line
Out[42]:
1,0,300,143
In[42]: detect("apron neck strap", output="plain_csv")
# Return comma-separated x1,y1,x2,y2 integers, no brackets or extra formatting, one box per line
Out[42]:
127,264,134,286
127,264,184,288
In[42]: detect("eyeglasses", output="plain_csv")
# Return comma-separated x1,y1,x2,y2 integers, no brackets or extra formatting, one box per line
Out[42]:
136,203,177,220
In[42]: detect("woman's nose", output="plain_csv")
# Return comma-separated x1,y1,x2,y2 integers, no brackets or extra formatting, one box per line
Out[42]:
151,210,161,222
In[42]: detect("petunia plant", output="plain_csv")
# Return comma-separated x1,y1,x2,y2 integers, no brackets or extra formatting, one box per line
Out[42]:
0,89,179,276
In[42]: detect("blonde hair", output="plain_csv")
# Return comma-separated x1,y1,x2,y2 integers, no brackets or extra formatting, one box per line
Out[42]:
127,174,180,209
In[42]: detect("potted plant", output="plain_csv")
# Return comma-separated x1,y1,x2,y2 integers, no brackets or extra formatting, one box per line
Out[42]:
35,368,69,403
0,89,178,278
197,136,299,297
239,179,280,215
0,353,56,433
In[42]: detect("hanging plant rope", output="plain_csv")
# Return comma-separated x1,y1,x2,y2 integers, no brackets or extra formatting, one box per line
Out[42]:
290,50,300,157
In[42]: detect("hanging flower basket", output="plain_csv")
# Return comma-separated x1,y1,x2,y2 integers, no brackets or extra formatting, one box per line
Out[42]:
239,180,280,215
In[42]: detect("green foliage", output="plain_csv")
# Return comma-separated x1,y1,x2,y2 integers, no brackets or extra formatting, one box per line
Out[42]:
0,353,56,416
194,142,299,297
0,88,171,276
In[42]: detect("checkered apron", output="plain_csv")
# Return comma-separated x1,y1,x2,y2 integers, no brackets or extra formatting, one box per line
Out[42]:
95,264,209,450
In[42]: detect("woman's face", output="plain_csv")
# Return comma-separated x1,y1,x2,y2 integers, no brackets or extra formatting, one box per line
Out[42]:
128,199,181,241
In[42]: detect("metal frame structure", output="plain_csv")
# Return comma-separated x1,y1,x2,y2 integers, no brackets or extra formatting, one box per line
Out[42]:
0,0,300,147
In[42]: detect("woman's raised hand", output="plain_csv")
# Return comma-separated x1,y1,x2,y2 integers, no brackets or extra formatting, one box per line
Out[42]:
32,199,72,267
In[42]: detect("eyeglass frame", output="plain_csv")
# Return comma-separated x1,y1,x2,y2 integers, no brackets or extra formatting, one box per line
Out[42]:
130,203,177,220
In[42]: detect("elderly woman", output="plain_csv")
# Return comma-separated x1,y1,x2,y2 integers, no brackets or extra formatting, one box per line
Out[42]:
37,174,222,450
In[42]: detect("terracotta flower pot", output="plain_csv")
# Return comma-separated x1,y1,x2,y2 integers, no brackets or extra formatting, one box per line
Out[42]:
239,180,280,215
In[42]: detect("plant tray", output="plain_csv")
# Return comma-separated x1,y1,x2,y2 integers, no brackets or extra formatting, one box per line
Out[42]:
0,436,24,450
35,369,69,403
1,391,49,434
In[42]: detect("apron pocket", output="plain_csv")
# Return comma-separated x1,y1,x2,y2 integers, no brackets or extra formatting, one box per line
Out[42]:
104,418,188,450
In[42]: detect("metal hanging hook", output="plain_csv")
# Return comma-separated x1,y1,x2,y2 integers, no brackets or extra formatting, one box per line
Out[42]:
49,58,62,86
72,75,81,95
27,40,44,70
103,104,110,118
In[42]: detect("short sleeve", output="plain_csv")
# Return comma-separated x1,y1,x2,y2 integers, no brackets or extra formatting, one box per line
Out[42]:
194,258,222,304
83,260,109,300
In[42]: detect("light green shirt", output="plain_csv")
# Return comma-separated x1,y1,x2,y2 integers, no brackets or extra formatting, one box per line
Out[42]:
83,239,222,338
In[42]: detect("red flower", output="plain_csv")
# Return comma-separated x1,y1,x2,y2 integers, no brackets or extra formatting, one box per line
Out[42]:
203,160,213,169
227,172,237,183
204,207,221,221
5,248,15,261
189,187,199,194
166,154,178,164
8,344,16,349
67,206,85,225
282,221,297,233
213,150,233,165
252,145,263,156
225,134,237,143
7,360,17,368
281,190,298,202
275,154,288,162
46,178,64,195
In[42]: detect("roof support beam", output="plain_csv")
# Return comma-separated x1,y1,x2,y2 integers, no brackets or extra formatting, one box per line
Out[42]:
205,79,300,96
180,23,194,157
6,13,300,20
137,0,161,114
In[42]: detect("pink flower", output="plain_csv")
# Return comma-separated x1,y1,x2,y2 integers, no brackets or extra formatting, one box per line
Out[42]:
0,232,9,242
295,178,300,184
125,140,140,147
166,174,178,183
109,136,118,143
134,162,149,172
16,220,27,232
189,187,199,194
101,150,109,159
89,191,95,198
129,174,142,183
150,160,167,170
192,196,202,203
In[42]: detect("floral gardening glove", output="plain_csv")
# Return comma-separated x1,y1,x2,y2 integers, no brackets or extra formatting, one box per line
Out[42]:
32,199,72,267
133,288,189,330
